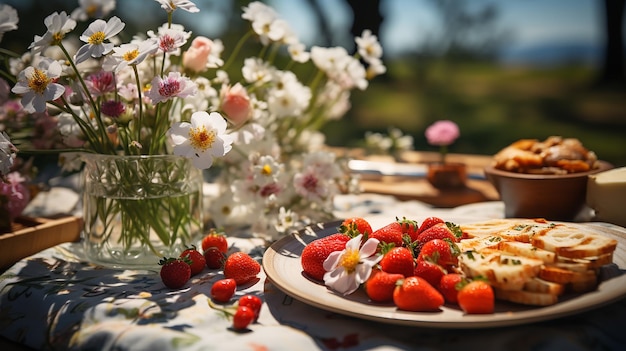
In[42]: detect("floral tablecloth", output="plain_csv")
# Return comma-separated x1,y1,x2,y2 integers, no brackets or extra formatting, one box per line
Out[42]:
1,195,625,351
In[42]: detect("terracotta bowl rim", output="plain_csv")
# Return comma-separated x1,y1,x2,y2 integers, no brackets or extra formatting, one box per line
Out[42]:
484,160,613,180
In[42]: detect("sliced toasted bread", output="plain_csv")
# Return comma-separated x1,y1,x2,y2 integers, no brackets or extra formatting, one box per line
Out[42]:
496,220,556,243
497,241,556,264
557,253,613,269
457,235,503,252
460,219,519,238
531,224,618,259
495,288,559,306
539,266,598,285
523,277,565,296
567,271,598,293
458,249,544,291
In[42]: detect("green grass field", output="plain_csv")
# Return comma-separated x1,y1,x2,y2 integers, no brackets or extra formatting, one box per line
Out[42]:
323,59,626,167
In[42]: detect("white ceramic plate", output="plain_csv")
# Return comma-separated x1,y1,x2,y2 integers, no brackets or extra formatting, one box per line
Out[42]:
262,219,626,328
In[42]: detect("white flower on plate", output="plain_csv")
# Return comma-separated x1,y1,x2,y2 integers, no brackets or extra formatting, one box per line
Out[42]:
323,234,382,295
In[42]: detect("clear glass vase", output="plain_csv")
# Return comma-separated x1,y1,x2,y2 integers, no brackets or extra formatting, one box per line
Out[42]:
81,154,203,269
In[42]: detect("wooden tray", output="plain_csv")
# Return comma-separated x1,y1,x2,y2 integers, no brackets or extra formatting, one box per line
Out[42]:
0,216,82,269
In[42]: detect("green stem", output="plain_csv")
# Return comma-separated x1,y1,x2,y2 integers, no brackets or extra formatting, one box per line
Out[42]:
222,30,254,72
58,43,115,153
132,65,144,151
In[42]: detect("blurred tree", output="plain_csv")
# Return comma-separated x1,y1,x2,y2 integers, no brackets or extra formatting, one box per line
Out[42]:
598,0,625,87
421,0,510,60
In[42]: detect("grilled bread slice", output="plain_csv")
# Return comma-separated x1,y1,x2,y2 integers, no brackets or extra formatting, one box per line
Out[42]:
497,241,557,264
495,289,559,306
523,277,565,296
531,224,618,259
458,248,544,291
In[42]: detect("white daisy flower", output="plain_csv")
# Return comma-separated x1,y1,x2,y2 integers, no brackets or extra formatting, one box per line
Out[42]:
154,0,199,13
11,58,65,113
108,40,159,73
323,234,382,295
74,16,125,64
355,29,383,63
0,4,18,43
28,11,77,54
167,111,233,169
288,42,310,63
70,0,116,21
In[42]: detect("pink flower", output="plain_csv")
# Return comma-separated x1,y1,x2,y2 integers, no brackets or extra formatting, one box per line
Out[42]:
220,83,251,126
101,100,125,118
86,71,116,97
146,72,196,104
182,36,212,73
425,120,460,146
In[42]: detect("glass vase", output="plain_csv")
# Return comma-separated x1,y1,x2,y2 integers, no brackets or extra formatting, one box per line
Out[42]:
81,154,203,269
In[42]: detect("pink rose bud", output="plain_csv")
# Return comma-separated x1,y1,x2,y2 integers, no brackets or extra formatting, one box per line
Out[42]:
182,36,213,73
220,83,251,126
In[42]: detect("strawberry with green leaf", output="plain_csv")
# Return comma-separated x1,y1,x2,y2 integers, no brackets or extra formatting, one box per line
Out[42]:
379,244,414,278
371,222,405,249
393,276,444,312
180,245,206,276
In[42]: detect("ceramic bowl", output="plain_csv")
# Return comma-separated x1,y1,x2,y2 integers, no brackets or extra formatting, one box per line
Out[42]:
484,161,613,221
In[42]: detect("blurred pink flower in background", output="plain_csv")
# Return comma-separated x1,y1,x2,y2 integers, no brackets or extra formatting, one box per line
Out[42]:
425,120,460,146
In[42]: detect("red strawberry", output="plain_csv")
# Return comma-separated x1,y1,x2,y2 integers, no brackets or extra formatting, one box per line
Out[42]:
438,273,464,304
301,234,349,281
201,229,228,253
180,245,206,275
204,246,227,269
223,252,261,285
210,278,237,303
417,222,462,249
393,276,445,312
418,238,459,268
379,246,414,277
364,269,404,303
159,257,192,289
341,217,373,236
418,216,444,234
397,217,420,242
238,295,263,321
457,280,495,314
371,222,404,248
233,305,256,330
413,258,446,287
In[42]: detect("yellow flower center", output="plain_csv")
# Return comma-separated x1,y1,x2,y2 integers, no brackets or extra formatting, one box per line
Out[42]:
52,32,64,45
261,164,272,176
88,31,106,45
188,125,216,151
123,49,139,62
27,68,51,94
86,5,98,17
339,248,360,273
